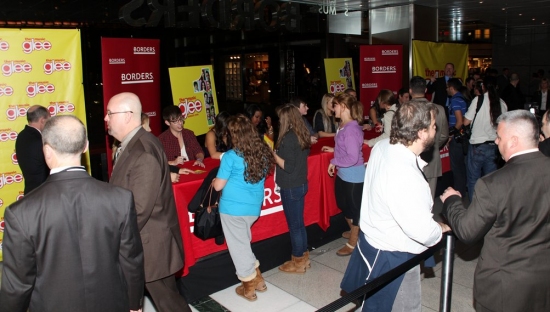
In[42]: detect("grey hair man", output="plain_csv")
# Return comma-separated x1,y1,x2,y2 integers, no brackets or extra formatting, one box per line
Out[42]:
1,115,144,312
441,110,550,312
15,105,50,193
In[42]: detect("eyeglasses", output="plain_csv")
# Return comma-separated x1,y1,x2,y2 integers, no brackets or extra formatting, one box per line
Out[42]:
107,111,133,116
170,118,185,124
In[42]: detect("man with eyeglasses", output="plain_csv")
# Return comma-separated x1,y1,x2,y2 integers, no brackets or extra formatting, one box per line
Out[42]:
105,92,192,312
158,105,205,168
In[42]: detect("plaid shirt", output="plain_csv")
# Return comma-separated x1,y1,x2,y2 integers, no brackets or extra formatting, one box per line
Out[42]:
158,128,203,161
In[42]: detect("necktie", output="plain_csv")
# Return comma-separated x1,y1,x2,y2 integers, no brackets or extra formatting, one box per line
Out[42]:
113,144,122,166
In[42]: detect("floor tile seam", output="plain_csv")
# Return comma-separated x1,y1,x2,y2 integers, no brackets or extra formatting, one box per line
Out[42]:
309,257,349,273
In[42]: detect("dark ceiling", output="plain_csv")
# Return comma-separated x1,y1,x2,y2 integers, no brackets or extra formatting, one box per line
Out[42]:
1,0,548,31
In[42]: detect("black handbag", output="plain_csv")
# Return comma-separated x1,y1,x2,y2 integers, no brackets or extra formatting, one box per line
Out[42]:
193,183,223,240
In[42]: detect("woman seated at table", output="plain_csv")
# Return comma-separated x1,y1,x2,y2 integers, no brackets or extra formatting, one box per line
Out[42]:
364,89,396,147
321,93,365,256
205,111,232,159
274,105,311,274
213,114,274,302
313,93,337,138
369,98,384,128
245,104,274,148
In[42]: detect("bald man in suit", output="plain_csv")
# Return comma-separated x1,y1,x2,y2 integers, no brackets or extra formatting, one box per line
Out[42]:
106,92,191,312
0,115,144,312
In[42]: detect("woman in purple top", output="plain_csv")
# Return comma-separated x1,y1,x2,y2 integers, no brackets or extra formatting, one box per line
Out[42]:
322,93,366,256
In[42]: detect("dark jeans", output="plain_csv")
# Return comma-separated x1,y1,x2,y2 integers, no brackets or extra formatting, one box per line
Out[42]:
449,137,468,196
335,176,363,226
280,183,308,257
467,142,498,202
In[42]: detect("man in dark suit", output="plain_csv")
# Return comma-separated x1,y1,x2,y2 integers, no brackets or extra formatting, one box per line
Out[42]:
441,110,550,312
106,92,191,312
539,110,550,156
0,115,144,312
15,105,50,194
426,62,456,114
409,76,449,199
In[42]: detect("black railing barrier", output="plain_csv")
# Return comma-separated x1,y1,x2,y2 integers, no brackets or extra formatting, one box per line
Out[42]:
316,233,455,312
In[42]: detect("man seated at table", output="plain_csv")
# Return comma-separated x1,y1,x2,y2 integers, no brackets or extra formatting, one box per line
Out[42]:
159,105,205,168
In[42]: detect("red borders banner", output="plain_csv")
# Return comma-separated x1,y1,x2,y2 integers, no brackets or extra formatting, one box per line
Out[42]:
359,45,403,116
101,37,160,175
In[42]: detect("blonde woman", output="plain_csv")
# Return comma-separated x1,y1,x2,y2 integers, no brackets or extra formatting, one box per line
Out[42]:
313,93,338,138
365,89,396,147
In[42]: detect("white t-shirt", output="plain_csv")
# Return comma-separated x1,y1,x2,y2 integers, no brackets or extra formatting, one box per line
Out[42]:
465,93,508,144
360,139,442,254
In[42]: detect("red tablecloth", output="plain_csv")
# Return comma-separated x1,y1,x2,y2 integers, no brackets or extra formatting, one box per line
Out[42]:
173,132,375,276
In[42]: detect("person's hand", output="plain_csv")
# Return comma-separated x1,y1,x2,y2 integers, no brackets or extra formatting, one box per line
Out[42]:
321,146,334,153
363,123,372,131
170,172,180,183
375,123,383,133
328,163,336,177
430,76,436,83
438,222,452,233
440,187,461,203
174,156,185,165
310,136,318,144
179,168,194,175
193,159,205,168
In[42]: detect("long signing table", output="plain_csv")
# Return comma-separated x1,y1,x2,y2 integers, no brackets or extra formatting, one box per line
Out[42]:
172,134,375,276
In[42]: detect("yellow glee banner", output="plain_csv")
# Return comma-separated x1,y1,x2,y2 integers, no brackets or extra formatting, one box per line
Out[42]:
324,58,355,95
0,29,87,261
412,40,469,81
168,66,218,135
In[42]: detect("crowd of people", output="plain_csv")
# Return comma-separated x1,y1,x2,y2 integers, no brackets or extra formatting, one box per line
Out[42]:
3,62,550,312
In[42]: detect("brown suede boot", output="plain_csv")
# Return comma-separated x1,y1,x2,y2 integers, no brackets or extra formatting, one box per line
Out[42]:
236,279,257,301
342,218,353,239
304,250,311,268
253,267,267,292
337,225,359,256
279,254,308,274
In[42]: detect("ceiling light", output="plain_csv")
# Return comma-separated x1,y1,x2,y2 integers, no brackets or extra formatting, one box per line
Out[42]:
479,1,483,3
519,14,522,16
502,8,506,10
533,18,536,21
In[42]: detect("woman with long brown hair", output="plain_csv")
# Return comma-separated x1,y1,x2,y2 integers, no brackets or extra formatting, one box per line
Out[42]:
274,105,312,274
321,93,365,256
213,114,274,302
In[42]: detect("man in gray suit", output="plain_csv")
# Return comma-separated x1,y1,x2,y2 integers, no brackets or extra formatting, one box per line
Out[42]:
441,110,550,312
0,115,144,312
409,76,449,199
106,92,191,312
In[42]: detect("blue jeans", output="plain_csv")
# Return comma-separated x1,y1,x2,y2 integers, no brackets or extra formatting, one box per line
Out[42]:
280,183,308,257
467,142,498,202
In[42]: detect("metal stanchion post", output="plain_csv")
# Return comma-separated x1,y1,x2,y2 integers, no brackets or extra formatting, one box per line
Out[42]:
439,233,455,312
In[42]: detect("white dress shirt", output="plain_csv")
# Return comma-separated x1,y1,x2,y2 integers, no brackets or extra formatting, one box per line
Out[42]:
360,139,442,254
